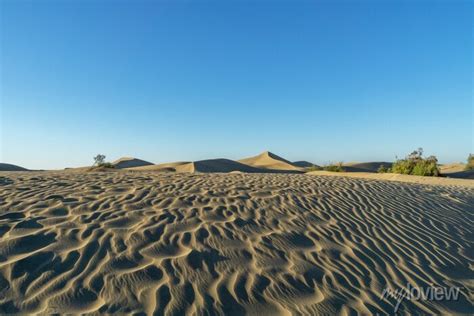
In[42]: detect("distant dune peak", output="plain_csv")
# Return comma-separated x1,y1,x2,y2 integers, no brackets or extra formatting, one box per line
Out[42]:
114,156,135,162
112,157,153,169
0,163,29,171
239,151,302,171
259,150,290,161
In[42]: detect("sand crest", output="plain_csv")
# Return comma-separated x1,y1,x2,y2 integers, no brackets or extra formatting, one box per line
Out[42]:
239,151,303,172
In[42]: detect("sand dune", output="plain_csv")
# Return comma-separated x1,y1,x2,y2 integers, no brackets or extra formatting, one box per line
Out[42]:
127,162,190,172
292,161,318,168
112,157,154,169
174,159,271,173
440,163,466,173
0,170,472,314
65,158,155,172
178,158,306,174
128,155,303,174
439,163,474,179
239,151,303,172
0,163,29,171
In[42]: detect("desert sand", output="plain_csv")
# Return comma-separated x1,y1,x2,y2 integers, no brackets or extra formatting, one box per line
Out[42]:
439,163,474,179
0,163,29,172
308,170,474,188
0,169,472,314
112,157,154,169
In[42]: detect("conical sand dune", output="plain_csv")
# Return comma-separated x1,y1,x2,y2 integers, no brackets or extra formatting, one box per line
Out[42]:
112,157,153,169
239,151,303,171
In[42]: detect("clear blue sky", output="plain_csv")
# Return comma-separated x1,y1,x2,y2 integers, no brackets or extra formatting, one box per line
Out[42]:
1,0,472,169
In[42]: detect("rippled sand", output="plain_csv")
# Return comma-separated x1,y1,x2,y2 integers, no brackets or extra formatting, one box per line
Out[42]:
0,171,472,314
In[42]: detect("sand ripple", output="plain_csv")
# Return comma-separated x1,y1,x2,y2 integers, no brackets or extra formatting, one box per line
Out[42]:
0,172,472,314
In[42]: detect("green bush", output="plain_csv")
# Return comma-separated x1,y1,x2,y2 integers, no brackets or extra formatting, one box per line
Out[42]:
91,154,115,169
377,165,389,173
466,154,474,170
391,148,439,177
324,162,345,172
307,165,323,171
93,154,106,166
391,159,415,174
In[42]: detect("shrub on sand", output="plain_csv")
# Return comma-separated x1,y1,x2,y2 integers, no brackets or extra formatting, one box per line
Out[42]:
466,154,474,170
307,165,323,172
91,154,115,170
324,162,345,172
93,154,106,166
391,148,439,177
377,165,389,173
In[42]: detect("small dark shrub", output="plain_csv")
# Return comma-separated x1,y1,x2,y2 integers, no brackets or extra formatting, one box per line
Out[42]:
466,154,474,170
93,154,106,166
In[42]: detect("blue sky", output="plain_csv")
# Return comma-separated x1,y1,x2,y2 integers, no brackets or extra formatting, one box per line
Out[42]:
1,0,472,169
